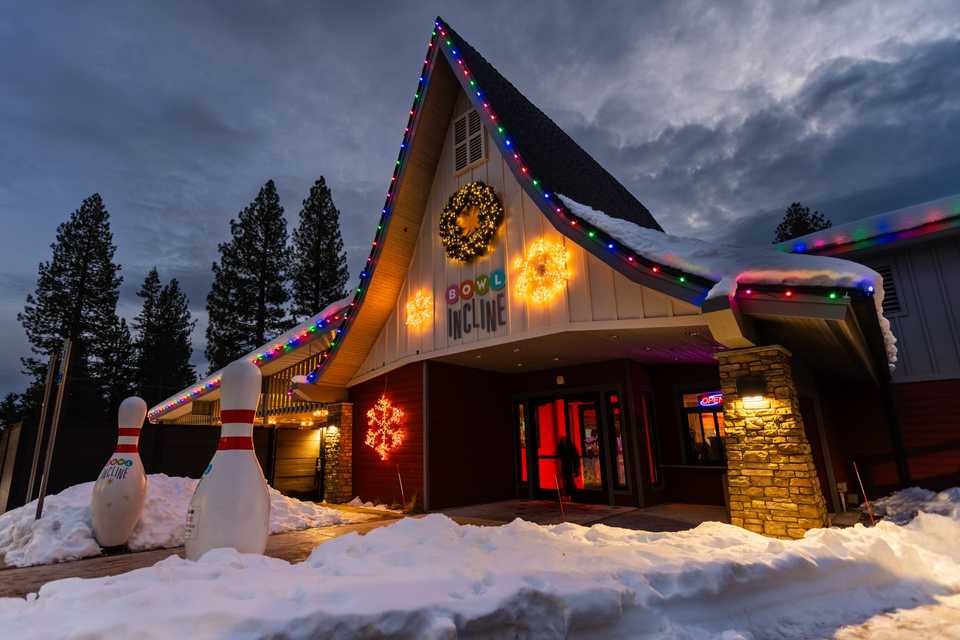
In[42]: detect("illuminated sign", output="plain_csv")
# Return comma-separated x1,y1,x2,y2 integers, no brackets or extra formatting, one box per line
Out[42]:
697,391,723,408
446,269,507,339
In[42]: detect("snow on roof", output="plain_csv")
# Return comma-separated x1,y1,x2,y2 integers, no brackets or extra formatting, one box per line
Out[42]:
559,195,897,365
148,295,352,420
777,193,960,254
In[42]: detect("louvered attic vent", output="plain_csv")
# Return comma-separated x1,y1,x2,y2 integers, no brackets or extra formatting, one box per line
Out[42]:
874,264,901,314
453,109,484,173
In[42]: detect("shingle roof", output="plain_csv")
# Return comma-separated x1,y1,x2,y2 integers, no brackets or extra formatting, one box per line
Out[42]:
440,17,663,232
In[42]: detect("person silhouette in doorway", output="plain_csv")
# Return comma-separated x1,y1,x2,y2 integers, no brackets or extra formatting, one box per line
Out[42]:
556,435,581,502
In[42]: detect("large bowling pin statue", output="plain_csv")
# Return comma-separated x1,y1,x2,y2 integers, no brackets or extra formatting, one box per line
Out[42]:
185,359,271,560
91,396,149,548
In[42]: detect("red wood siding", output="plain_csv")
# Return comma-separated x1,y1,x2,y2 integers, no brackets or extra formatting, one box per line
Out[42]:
349,362,424,508
822,380,902,494
895,380,960,489
426,362,514,509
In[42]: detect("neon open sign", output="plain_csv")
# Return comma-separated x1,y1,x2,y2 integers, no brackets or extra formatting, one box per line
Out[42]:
697,392,723,408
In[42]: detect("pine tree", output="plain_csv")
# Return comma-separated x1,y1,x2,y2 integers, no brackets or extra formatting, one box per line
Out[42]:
133,268,162,354
18,193,122,419
133,268,162,399
290,177,349,320
206,180,291,372
133,270,197,406
92,315,137,414
0,393,21,431
774,202,833,243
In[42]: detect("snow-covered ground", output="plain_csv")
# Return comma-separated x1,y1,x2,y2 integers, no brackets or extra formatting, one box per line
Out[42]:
2,493,960,638
347,496,402,513
870,486,960,524
0,474,361,567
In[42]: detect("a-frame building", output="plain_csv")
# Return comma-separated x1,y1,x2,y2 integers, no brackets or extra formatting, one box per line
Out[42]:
150,18,897,539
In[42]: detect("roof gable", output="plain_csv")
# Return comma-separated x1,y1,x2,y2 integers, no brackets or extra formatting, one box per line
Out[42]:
442,20,663,232
293,17,718,395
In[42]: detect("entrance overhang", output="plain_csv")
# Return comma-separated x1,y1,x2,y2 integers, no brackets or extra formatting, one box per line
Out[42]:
430,324,721,375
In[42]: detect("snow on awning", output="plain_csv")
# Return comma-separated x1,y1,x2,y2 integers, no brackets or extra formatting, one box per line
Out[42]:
558,195,897,365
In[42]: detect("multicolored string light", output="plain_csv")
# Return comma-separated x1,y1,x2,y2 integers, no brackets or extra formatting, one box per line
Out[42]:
153,17,878,420
429,19,876,307
147,307,345,421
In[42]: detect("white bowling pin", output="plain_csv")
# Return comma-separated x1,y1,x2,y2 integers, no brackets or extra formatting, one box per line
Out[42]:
185,359,271,560
91,396,149,547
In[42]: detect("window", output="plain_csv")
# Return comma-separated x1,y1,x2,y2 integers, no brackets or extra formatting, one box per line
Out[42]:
874,264,902,315
681,391,726,465
453,109,485,173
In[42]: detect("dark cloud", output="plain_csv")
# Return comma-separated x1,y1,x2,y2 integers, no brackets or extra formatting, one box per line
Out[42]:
1,1,958,394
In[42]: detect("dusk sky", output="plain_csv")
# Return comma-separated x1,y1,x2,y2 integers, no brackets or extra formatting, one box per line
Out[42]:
2,1,959,396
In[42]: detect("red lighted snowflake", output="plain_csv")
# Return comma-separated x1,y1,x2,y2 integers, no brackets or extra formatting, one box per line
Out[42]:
365,395,405,461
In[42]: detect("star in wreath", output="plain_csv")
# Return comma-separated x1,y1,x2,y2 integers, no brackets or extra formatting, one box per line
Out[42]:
365,395,405,461
439,181,504,262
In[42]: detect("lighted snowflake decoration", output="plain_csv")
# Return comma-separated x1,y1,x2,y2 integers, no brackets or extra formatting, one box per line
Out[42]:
405,289,433,330
365,395,405,461
514,238,570,304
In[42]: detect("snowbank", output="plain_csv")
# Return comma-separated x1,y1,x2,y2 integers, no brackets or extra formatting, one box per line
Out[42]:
2,513,959,638
871,486,960,524
559,195,898,364
0,474,352,567
347,496,402,513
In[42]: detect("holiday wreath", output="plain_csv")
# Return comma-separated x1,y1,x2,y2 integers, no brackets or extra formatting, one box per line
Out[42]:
439,181,504,262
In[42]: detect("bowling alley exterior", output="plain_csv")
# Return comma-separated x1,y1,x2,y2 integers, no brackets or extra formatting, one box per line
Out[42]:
149,18,911,539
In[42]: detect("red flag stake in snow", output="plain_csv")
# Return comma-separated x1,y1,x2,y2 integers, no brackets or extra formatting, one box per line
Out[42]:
554,471,565,521
853,461,876,526
396,464,405,507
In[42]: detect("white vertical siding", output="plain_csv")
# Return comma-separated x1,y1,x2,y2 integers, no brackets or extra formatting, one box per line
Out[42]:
862,235,960,382
353,89,701,381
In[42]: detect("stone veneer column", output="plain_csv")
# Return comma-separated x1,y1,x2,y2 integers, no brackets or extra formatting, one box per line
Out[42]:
717,345,828,538
321,403,353,503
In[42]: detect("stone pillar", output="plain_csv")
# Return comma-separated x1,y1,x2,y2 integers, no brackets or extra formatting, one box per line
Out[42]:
717,345,828,539
321,403,353,503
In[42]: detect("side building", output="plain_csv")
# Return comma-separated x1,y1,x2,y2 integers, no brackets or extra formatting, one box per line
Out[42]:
781,194,960,490
150,17,900,539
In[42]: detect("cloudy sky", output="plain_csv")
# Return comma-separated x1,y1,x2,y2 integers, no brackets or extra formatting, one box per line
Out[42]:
2,1,958,395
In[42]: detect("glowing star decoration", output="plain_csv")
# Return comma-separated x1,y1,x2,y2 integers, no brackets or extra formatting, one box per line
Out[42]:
439,181,504,262
365,395,405,461
405,289,433,330
514,238,570,304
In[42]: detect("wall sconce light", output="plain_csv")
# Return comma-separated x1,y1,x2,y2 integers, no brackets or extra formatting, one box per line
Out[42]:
737,375,769,408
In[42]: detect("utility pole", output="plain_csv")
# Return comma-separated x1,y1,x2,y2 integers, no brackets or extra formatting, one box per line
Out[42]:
25,352,58,502
35,338,72,520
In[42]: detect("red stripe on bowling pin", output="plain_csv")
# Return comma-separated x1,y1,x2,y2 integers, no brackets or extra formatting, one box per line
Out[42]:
218,436,254,450
115,405,143,453
221,409,256,424
218,409,256,450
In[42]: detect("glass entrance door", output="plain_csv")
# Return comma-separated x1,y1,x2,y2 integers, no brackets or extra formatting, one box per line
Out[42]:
529,395,607,502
